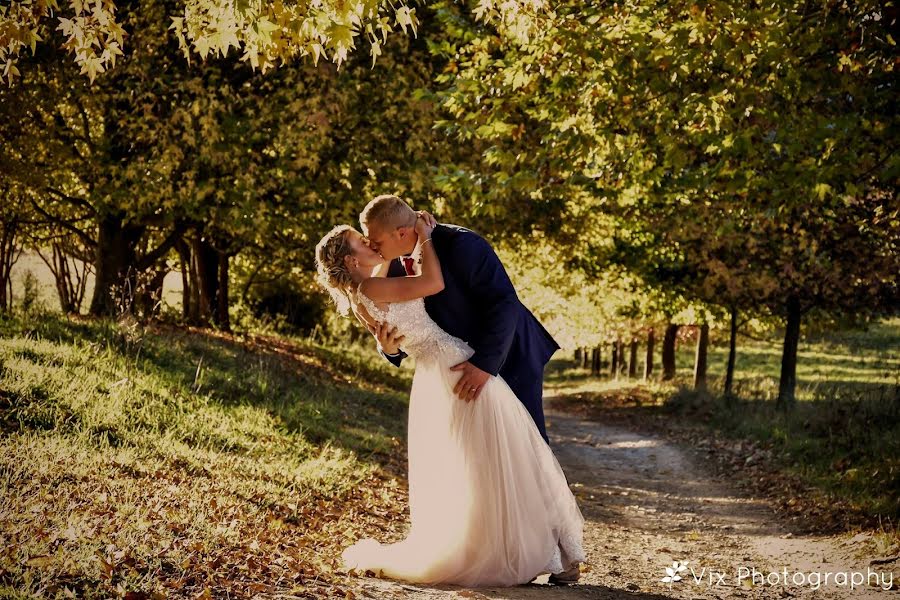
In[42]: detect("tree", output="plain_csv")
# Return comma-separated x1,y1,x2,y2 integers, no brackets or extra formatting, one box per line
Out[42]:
0,0,545,84
1,1,192,317
2,0,471,329
431,0,900,404
0,182,27,312
29,233,93,315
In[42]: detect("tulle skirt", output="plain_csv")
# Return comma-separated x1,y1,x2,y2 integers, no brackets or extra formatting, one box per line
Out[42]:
342,352,585,587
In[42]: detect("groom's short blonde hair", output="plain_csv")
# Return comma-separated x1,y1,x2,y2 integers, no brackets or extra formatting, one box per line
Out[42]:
360,194,417,234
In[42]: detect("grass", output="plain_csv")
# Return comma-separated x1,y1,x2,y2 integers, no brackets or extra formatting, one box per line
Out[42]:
663,387,900,527
3,264,898,594
0,310,413,599
546,318,900,536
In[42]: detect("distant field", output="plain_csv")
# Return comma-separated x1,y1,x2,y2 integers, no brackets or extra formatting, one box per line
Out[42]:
551,318,900,403
9,251,183,314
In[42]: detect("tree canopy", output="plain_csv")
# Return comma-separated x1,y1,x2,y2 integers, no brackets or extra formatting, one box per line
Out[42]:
0,0,547,84
2,0,897,406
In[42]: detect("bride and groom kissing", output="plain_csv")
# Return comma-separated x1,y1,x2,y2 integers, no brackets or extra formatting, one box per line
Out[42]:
315,194,585,587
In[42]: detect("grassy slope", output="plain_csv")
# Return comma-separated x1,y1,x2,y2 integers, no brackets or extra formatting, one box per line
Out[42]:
0,313,412,599
2,300,897,597
546,318,900,535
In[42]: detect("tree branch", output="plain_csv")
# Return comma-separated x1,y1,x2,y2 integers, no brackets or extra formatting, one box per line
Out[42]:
135,223,187,271
854,147,898,185
46,187,97,216
29,199,97,249
73,95,96,149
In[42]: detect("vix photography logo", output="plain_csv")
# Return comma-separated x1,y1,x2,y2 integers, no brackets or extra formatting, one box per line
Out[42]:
660,560,688,587
658,557,895,592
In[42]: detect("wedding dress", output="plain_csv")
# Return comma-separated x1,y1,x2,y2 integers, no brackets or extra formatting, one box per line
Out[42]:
342,291,585,587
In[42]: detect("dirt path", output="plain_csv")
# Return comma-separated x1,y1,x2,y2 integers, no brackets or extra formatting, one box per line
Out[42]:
348,407,897,599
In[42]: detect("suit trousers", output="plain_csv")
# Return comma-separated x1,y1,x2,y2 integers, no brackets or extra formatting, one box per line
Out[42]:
503,370,549,445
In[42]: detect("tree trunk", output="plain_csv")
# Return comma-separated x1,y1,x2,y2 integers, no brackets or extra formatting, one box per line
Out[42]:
693,323,709,390
581,347,590,370
724,307,738,396
53,243,75,313
189,249,201,323
662,323,679,380
191,235,219,326
574,348,582,364
89,212,143,317
188,235,230,329
591,347,600,376
176,239,192,321
216,252,230,331
610,339,619,378
628,338,638,378
777,297,802,410
0,217,20,312
644,328,655,381
34,241,91,315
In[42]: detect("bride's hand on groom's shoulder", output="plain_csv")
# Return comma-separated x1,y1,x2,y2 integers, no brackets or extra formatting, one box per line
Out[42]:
415,211,437,238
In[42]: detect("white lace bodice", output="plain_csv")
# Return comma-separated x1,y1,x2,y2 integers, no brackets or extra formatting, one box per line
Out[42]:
356,290,474,366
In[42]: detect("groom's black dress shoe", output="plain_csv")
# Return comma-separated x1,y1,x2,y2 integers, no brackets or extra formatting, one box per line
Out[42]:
548,565,580,585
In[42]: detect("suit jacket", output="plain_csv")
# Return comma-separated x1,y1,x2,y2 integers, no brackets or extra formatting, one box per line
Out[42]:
383,224,559,386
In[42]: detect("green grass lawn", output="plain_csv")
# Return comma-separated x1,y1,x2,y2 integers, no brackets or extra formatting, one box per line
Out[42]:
546,318,900,535
0,311,412,599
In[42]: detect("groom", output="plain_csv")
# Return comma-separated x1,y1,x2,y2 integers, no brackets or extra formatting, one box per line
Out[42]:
359,194,559,444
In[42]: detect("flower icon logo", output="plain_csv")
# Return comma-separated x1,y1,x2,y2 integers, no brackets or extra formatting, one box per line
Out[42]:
661,560,688,586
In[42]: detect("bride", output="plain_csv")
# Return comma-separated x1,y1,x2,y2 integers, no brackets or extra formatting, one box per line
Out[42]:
315,214,585,587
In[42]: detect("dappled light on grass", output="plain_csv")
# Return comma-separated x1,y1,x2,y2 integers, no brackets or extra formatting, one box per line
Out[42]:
0,313,412,598
1,431,404,597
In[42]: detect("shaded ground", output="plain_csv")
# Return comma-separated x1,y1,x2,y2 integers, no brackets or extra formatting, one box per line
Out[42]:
345,405,899,599
4,313,895,598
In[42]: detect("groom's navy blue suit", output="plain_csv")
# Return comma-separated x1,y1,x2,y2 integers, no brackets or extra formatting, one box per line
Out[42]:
383,224,559,443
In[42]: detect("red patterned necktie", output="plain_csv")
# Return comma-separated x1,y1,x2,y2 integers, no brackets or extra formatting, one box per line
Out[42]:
402,256,415,276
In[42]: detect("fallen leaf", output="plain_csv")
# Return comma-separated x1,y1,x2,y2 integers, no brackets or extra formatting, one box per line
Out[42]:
26,556,53,568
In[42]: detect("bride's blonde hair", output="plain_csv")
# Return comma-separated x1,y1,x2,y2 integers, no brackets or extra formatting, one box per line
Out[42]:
315,224,356,315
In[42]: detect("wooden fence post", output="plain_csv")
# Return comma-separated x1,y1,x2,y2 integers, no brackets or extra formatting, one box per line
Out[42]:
610,339,619,378
662,323,679,380
644,328,655,380
694,323,709,390
628,337,638,378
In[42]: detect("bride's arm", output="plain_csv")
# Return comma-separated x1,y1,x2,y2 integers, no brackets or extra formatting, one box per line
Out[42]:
359,216,443,303
370,257,392,278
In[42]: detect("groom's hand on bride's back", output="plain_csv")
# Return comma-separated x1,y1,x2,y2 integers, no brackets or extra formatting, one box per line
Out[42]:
450,361,490,402
369,322,405,356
